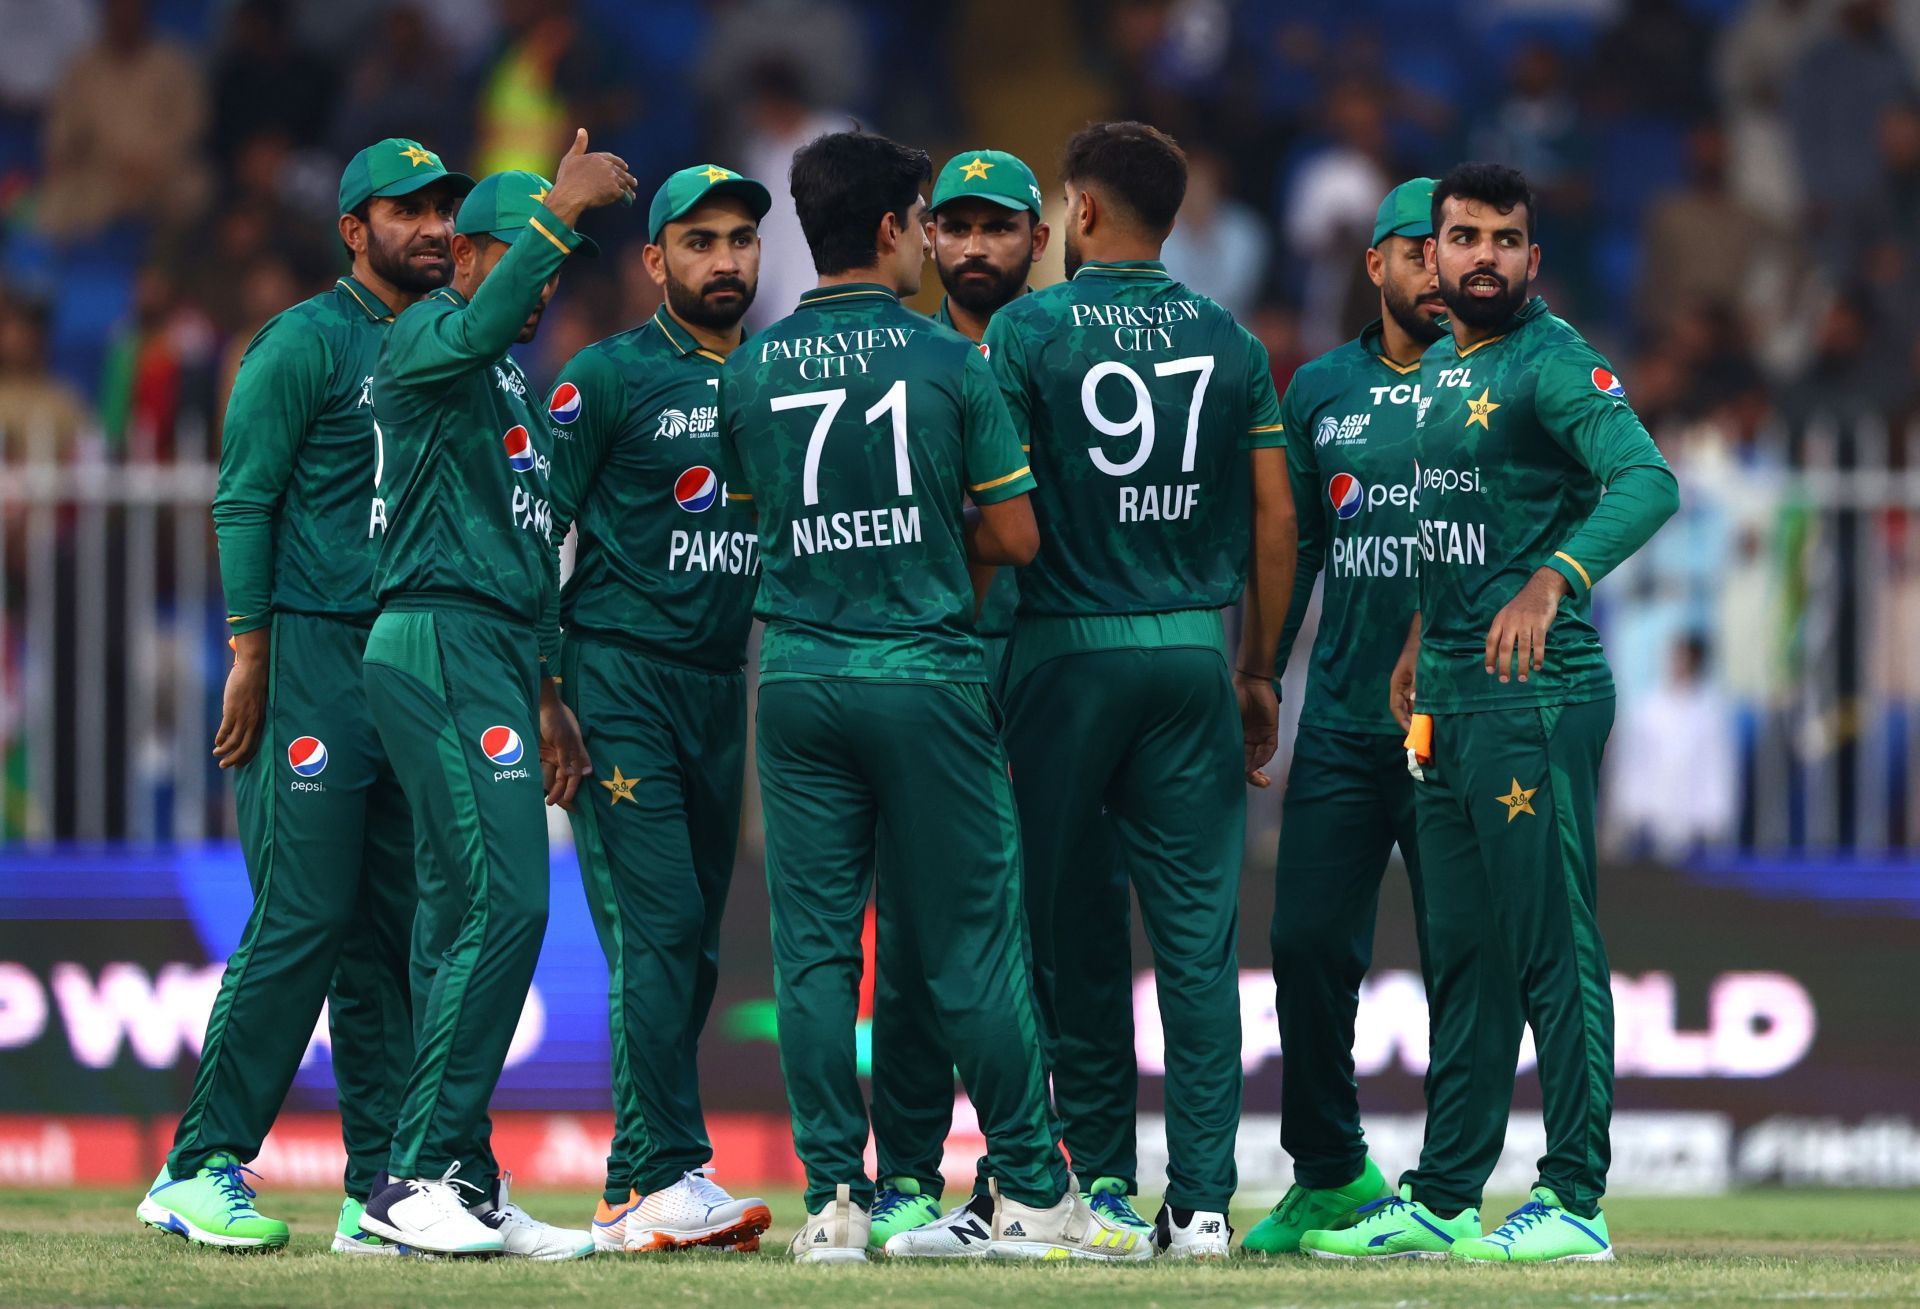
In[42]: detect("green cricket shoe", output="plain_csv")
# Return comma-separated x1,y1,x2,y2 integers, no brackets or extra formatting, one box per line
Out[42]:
1298,1183,1479,1260
1450,1187,1613,1263
1242,1157,1389,1254
869,1177,943,1250
332,1195,399,1256
1083,1177,1153,1234
136,1154,290,1250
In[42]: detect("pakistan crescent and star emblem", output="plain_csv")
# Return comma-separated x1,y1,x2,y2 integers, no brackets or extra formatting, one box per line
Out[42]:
530,185,550,203
1465,388,1501,429
700,165,733,184
960,156,992,181
399,144,435,167
1497,778,1539,822
601,767,639,806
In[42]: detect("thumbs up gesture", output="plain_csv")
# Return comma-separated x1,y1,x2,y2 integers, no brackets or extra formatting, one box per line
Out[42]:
545,128,636,225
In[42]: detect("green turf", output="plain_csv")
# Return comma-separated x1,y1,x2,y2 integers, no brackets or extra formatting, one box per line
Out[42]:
1,1187,1914,1307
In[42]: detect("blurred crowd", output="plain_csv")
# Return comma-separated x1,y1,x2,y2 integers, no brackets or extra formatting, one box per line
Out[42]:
3,0,1918,852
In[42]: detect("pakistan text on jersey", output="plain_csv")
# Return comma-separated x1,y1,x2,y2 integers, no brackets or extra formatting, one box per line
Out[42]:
760,326,918,381
1070,298,1202,352
669,528,759,574
790,506,922,557
1417,519,1487,567
1333,534,1421,578
511,486,553,540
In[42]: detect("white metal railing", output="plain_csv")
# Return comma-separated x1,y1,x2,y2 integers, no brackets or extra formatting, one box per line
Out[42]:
5,416,1919,853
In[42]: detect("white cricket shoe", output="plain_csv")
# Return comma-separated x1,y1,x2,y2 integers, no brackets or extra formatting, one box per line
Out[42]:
789,1183,870,1264
590,1190,641,1253
985,1178,1154,1261
882,1193,997,1258
475,1173,595,1260
1151,1204,1233,1258
359,1164,503,1256
625,1168,773,1251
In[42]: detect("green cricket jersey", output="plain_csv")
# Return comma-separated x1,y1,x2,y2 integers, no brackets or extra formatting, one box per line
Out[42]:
935,294,1019,637
371,203,590,657
213,276,403,632
548,306,759,672
1274,321,1424,733
981,260,1284,620
718,283,1034,682
1412,296,1678,712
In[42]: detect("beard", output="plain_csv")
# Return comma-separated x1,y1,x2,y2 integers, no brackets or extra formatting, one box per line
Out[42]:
937,254,1028,317
367,226,451,294
1439,265,1529,330
666,268,754,331
1063,227,1084,280
1384,277,1447,346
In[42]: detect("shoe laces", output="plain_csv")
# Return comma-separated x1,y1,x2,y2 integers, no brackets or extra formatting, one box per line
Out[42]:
1088,1188,1147,1228
405,1161,485,1218
679,1167,733,1209
209,1160,263,1216
872,1185,921,1221
1352,1193,1412,1227
1489,1200,1553,1241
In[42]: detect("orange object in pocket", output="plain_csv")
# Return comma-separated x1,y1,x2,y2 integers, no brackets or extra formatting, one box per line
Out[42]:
1404,712,1433,765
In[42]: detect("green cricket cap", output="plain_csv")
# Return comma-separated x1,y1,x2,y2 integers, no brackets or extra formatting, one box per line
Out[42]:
647,163,772,243
455,170,599,257
1372,176,1438,247
929,149,1044,219
338,137,474,215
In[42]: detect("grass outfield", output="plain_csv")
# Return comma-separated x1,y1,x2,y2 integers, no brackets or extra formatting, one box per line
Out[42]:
1,1188,1915,1308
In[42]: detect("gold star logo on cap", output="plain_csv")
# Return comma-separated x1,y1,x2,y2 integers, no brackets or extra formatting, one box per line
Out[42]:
601,766,640,806
1495,778,1538,822
699,165,733,184
530,185,550,203
1465,388,1501,430
960,156,992,181
399,144,435,167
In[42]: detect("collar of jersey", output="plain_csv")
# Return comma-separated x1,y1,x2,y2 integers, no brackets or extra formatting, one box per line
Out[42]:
1359,319,1421,375
1452,294,1548,357
796,283,898,309
337,275,397,323
1070,259,1170,281
650,306,729,363
427,286,469,309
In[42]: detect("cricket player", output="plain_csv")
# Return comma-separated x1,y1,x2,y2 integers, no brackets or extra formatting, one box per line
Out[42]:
1304,162,1678,1262
138,139,472,1254
718,129,1148,1264
983,120,1297,1258
355,132,631,1259
547,163,774,1254
1241,178,1444,1254
868,146,1148,1249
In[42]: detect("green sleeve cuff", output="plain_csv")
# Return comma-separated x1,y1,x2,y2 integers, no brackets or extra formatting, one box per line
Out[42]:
526,202,584,256
226,612,271,636
1545,551,1592,596
1240,424,1287,451
968,466,1035,505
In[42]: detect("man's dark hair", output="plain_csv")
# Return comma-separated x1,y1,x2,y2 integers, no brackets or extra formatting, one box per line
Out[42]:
1060,121,1188,233
1431,162,1537,241
789,131,932,276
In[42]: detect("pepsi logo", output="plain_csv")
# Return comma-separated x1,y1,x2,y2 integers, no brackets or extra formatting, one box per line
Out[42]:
1328,472,1364,521
287,736,329,777
503,425,536,472
1591,367,1626,399
548,382,582,424
481,725,524,766
675,466,720,513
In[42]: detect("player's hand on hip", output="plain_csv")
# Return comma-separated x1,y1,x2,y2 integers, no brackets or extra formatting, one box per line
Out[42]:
1484,566,1570,684
1234,670,1279,788
546,128,635,224
212,631,268,769
538,680,593,811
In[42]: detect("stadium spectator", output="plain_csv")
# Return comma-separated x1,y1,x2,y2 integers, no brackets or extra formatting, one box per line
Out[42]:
34,0,213,239
1161,144,1270,320
734,60,848,329
0,293,90,466
472,0,626,178
99,266,218,464
1606,633,1739,859
1282,77,1391,354
0,0,96,117
1590,0,1717,121
1717,0,1823,217
209,0,336,159
327,4,467,169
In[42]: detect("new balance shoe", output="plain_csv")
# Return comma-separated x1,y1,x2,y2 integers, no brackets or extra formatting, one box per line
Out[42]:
331,1195,397,1256
984,1177,1153,1261
1151,1204,1232,1258
1083,1177,1152,1235
623,1168,772,1252
360,1164,503,1256
474,1173,594,1260
882,1193,997,1258
1450,1187,1614,1263
869,1176,944,1250
1242,1157,1390,1254
790,1183,870,1264
1299,1184,1479,1260
136,1154,289,1250
591,1190,641,1253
